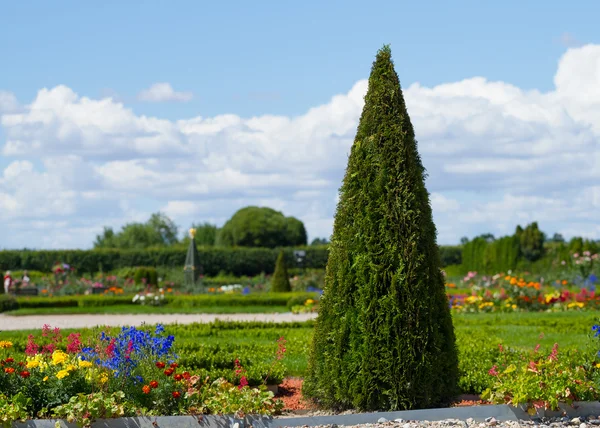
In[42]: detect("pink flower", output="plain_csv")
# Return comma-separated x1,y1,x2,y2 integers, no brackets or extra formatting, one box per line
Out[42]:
238,376,249,390
488,365,498,376
25,335,39,356
548,343,559,362
66,333,82,354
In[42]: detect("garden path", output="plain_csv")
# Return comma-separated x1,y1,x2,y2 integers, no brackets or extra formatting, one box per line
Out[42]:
0,312,318,331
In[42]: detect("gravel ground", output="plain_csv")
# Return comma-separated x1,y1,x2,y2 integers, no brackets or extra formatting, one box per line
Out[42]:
0,312,317,331
291,416,600,428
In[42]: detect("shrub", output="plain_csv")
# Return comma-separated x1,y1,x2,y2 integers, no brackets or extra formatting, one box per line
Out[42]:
271,251,291,292
0,295,18,313
303,46,458,411
0,246,329,277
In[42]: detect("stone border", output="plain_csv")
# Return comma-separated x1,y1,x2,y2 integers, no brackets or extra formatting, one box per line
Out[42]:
12,402,600,427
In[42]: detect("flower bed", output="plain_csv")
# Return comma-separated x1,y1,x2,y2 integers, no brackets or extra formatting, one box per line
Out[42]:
0,324,285,426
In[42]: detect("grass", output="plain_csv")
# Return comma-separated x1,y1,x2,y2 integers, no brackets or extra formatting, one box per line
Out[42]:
0,312,597,392
4,304,290,316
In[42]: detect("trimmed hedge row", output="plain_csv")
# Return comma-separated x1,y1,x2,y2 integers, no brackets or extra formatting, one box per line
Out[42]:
0,246,329,276
0,245,463,276
8,292,318,312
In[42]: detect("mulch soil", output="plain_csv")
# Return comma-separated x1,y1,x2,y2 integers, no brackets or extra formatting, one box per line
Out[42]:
275,378,490,412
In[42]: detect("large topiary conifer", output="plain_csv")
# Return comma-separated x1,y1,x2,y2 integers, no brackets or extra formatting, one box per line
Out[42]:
303,46,458,411
271,251,291,292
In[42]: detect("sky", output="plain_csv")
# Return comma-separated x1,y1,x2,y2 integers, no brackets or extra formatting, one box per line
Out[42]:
0,0,599,249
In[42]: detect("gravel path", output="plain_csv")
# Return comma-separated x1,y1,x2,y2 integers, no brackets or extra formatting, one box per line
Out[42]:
300,416,600,428
0,312,317,331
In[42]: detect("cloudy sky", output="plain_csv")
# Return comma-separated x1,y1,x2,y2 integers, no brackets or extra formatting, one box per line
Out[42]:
1,1,599,249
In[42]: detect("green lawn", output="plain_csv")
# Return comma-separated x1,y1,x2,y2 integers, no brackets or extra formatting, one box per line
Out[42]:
4,305,290,316
0,312,597,393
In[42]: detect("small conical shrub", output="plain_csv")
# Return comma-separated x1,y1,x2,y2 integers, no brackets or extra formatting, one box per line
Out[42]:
303,45,458,411
271,251,291,292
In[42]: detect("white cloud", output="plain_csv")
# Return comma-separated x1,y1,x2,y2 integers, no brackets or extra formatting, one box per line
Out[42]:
137,82,193,103
1,44,600,248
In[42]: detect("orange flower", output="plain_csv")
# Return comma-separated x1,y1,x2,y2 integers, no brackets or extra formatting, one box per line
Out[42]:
174,374,183,381
562,280,568,285
19,370,30,378
4,367,14,374
142,385,151,394
150,380,159,389
155,362,166,368
172,391,181,399
170,363,178,369
182,371,191,380
5,358,14,363
164,368,174,376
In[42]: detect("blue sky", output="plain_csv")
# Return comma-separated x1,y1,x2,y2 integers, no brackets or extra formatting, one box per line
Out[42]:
1,1,599,249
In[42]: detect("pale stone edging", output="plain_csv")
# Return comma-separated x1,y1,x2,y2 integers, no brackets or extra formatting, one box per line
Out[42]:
12,402,600,427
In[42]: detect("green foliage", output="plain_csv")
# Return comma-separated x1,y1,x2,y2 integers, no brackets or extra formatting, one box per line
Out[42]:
310,237,329,246
0,246,328,277
0,392,30,427
439,245,462,266
52,391,136,427
133,267,158,286
481,344,598,411
94,212,179,250
270,251,291,292
518,222,545,262
1,292,319,313
216,206,307,248
0,295,17,312
304,46,458,411
190,222,218,246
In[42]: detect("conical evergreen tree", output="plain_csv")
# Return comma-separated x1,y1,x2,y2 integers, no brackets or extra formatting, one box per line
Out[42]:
303,46,458,411
271,251,291,292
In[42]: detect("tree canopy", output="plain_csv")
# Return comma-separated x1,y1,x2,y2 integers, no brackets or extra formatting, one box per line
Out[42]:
216,206,307,248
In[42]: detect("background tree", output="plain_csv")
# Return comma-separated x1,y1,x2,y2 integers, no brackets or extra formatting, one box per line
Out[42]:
270,250,291,292
94,212,179,249
519,221,545,262
310,237,329,246
215,206,307,248
182,222,218,247
303,46,458,411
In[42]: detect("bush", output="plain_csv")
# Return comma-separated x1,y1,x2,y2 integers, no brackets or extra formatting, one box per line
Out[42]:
133,267,158,286
0,246,329,277
0,295,18,312
304,46,458,411
271,251,291,292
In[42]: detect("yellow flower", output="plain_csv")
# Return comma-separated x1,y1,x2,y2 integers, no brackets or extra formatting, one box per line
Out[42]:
56,370,69,379
504,276,511,281
26,360,40,369
512,304,517,310
43,376,48,382
0,341,13,349
52,350,68,366
100,374,109,384
305,299,315,305
596,363,600,368
66,364,77,372
79,360,93,368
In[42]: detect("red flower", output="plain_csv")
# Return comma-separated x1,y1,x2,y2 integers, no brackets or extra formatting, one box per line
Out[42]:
19,371,30,378
18,362,25,367
5,358,14,363
155,362,166,369
164,368,174,376
142,385,151,394
174,374,183,381
150,380,159,389
182,371,191,380
172,391,181,399
170,362,178,368
4,367,15,374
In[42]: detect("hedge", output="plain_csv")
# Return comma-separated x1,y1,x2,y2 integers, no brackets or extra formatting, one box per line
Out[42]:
0,245,463,276
7,292,318,312
0,246,329,277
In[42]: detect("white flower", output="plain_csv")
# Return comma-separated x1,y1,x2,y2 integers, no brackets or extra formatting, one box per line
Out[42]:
132,295,139,302
139,295,146,301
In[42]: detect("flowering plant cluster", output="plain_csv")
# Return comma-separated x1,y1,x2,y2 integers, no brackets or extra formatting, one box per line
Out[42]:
481,340,599,413
449,274,600,313
291,298,318,314
132,289,167,306
0,324,284,426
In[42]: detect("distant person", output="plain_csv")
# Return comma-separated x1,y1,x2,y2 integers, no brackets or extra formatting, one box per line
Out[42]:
3,271,12,294
22,270,30,285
